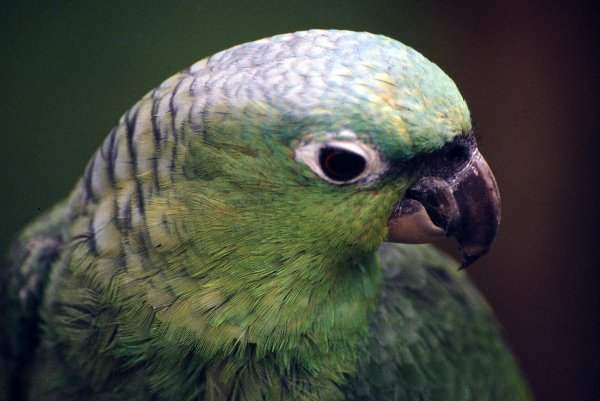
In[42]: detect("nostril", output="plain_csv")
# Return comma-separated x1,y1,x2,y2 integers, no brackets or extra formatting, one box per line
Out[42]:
426,135,476,177
444,142,472,169
408,134,477,179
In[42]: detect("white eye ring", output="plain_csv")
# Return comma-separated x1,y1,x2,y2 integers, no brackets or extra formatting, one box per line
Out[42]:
295,140,388,185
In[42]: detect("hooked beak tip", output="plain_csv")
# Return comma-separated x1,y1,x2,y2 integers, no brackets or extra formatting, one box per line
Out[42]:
459,249,487,269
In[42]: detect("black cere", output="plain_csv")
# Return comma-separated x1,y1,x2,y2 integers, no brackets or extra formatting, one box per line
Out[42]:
412,134,476,179
319,146,366,182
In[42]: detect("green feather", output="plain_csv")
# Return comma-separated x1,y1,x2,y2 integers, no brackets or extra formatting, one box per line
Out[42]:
1,30,530,401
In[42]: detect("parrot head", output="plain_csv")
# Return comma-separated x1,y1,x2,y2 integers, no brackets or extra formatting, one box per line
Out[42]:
178,30,500,272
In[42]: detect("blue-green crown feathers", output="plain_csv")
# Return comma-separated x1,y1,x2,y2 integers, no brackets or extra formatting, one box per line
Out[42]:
187,29,471,160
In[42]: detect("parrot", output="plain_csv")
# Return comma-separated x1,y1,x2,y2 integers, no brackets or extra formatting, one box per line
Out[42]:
0,30,531,401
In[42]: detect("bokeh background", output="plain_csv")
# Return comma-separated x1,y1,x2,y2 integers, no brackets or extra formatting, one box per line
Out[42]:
1,1,598,400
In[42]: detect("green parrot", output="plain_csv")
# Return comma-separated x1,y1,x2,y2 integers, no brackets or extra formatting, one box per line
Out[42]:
0,30,531,401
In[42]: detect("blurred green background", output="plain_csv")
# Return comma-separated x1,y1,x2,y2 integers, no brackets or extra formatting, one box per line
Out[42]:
1,1,598,400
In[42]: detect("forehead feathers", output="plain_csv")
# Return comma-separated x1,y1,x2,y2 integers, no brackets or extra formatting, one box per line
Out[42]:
187,30,471,160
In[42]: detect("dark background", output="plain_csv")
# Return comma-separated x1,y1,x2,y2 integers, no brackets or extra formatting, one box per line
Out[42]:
1,2,598,400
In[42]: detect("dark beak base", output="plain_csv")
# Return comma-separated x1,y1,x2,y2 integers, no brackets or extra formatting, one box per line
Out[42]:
387,147,501,268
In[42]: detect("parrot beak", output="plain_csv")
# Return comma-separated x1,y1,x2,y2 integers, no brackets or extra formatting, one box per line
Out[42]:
387,138,501,268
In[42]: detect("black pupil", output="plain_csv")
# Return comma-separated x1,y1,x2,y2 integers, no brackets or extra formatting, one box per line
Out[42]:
319,146,367,182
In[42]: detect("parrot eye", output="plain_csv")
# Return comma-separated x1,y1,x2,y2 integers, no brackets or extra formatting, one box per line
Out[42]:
295,138,388,185
319,146,366,182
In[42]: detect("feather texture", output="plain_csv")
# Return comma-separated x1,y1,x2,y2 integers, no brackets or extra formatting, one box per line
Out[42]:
1,30,529,401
